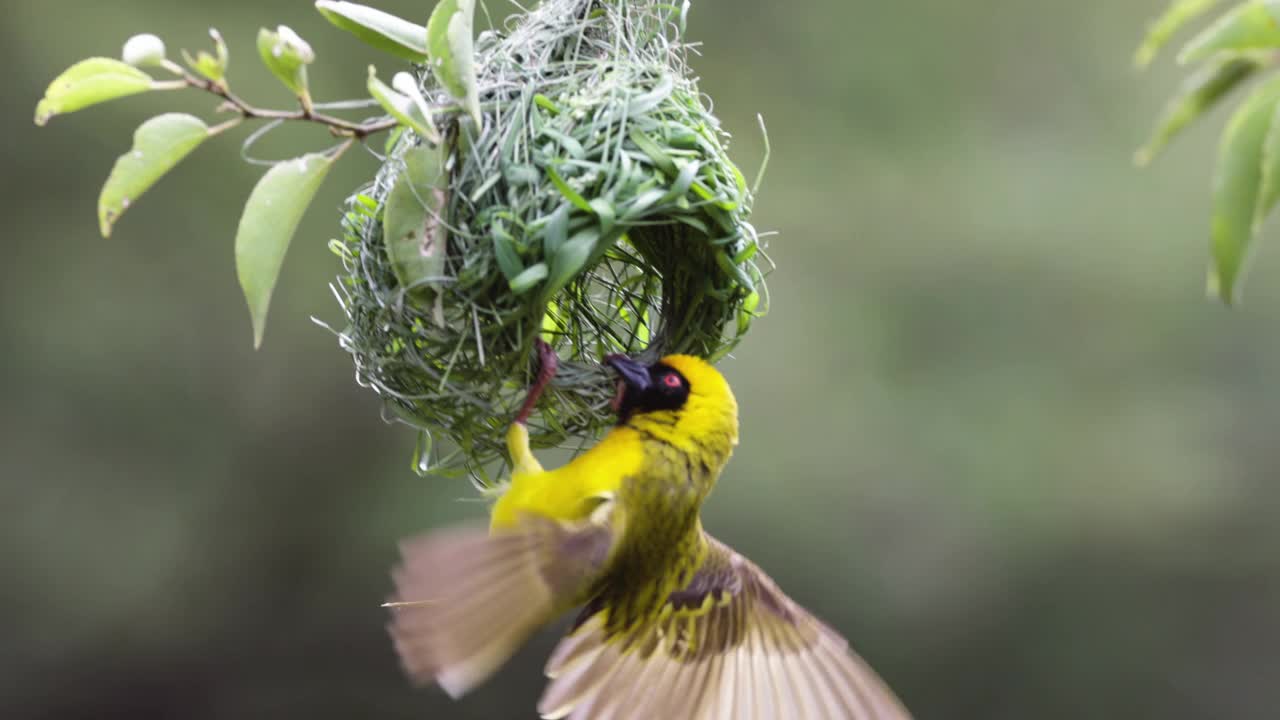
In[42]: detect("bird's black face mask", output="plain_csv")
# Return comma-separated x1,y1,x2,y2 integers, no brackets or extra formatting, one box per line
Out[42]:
604,355,690,423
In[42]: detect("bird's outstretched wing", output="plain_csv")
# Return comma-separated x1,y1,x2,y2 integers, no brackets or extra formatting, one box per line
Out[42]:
539,535,911,720
386,515,615,698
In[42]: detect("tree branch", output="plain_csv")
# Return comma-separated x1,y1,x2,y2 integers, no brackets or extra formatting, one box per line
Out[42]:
179,70,398,139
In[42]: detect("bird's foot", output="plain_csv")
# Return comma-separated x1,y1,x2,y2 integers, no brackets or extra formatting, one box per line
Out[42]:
513,339,559,426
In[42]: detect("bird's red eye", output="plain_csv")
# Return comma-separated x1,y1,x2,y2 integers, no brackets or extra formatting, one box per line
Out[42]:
662,373,682,389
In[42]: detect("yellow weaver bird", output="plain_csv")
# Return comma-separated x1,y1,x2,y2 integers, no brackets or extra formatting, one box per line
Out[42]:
385,342,911,719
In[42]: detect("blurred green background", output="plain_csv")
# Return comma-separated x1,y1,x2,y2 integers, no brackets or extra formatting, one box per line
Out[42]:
5,1,1280,718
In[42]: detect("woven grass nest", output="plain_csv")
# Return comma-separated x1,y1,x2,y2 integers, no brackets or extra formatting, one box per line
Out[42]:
333,0,769,481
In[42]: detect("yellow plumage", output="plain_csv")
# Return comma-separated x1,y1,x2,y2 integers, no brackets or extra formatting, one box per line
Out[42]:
386,348,911,719
490,422,644,527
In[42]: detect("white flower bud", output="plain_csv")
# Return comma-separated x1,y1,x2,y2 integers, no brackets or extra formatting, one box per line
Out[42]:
209,28,229,67
122,33,166,68
275,25,315,64
391,72,419,96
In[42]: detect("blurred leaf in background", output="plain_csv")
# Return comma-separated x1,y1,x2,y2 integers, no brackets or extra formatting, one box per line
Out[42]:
2,1,1279,719
1135,0,1280,302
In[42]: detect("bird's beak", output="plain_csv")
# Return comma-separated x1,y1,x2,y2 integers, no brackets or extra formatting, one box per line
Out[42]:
604,354,651,393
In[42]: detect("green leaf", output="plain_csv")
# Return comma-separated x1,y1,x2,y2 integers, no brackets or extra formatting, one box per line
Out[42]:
1208,75,1280,303
715,249,755,292
1136,54,1260,165
628,128,678,176
98,113,210,238
503,164,539,186
540,127,585,158
626,73,674,116
589,197,616,232
1178,1,1280,64
545,229,599,297
426,0,481,124
383,144,447,293
622,188,667,220
315,1,430,63
257,26,315,105
182,28,230,85
736,302,755,337
542,203,570,255
367,66,441,143
410,428,433,476
1135,0,1226,68
1255,101,1280,227
34,58,154,126
384,125,406,155
546,165,593,212
533,94,561,115
492,222,524,281
509,263,548,294
236,151,339,348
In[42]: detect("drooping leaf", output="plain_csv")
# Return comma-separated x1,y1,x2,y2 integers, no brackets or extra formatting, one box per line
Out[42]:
367,66,441,143
1178,1,1280,65
315,1,430,63
1255,102,1280,227
1208,75,1280,302
34,58,154,126
1136,54,1260,165
98,113,210,237
236,151,339,347
426,0,481,124
122,34,167,68
1135,0,1226,68
383,143,447,293
257,26,315,103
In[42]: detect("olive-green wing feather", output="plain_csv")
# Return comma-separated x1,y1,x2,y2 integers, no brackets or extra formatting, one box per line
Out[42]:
386,515,614,698
538,535,911,720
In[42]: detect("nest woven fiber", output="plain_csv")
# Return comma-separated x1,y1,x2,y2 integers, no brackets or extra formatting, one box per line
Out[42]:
334,0,769,482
